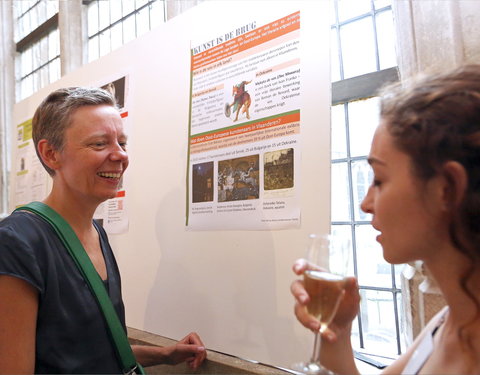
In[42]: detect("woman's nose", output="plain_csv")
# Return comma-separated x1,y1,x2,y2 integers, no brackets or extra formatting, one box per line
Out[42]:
360,185,374,214
110,145,128,161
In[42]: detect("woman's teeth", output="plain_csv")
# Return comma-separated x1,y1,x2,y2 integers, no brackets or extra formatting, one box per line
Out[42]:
97,172,121,178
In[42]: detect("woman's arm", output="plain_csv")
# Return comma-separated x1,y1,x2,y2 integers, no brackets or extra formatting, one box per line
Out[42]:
132,332,206,370
0,275,38,374
319,321,359,375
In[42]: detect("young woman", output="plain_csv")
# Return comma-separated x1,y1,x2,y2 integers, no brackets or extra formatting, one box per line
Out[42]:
0,87,206,374
292,65,480,374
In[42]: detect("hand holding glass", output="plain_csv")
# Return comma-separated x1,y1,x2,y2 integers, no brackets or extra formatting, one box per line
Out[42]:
293,234,350,375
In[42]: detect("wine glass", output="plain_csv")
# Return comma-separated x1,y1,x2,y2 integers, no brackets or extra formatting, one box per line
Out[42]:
293,233,351,375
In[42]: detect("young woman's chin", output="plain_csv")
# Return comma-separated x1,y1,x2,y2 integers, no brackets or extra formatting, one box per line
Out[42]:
382,247,416,265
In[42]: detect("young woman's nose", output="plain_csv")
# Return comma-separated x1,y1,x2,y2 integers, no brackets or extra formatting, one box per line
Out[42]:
360,185,374,214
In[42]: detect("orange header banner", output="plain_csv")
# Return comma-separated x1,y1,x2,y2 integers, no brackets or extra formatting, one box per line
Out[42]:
191,11,300,71
190,112,300,145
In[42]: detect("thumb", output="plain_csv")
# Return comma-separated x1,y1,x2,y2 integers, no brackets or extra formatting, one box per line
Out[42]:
319,327,337,343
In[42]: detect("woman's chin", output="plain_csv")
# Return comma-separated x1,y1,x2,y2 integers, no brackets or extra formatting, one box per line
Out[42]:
383,250,410,265
95,191,119,203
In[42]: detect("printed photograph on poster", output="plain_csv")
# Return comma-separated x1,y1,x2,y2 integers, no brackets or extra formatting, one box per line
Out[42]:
263,148,294,197
192,162,214,203
187,10,302,230
218,155,259,202
101,76,126,110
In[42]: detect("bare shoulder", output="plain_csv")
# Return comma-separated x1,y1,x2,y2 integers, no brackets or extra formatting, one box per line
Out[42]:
381,306,448,375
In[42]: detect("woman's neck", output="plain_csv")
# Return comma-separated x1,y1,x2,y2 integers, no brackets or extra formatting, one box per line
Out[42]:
42,191,98,236
424,246,480,324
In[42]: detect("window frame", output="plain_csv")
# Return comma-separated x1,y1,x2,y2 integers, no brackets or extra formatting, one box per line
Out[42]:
14,2,60,102
84,0,166,62
332,68,402,360
331,0,403,361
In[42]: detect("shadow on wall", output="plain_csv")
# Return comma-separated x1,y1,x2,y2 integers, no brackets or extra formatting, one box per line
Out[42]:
142,187,301,367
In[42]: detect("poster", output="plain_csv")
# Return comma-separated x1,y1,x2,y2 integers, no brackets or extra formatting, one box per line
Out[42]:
93,75,130,234
187,11,301,230
13,119,49,208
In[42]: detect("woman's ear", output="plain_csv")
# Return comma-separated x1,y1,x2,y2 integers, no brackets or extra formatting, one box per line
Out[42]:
441,161,468,210
37,139,60,172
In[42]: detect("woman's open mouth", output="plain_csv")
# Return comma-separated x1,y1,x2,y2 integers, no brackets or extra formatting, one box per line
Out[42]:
97,172,121,179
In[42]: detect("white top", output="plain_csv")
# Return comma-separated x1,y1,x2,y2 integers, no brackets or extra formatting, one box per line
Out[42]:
401,309,447,375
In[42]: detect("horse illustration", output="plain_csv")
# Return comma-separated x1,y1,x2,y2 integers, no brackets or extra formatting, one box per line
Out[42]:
226,80,251,122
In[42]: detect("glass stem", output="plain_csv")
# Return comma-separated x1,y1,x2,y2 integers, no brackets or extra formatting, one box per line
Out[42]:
310,331,322,364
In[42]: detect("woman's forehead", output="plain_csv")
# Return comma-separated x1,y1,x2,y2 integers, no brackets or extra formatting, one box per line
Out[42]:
369,125,389,154
64,106,125,140
69,105,123,127
368,124,407,166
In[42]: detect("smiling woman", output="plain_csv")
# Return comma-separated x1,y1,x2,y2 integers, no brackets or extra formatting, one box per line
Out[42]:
0,87,207,374
39,104,129,207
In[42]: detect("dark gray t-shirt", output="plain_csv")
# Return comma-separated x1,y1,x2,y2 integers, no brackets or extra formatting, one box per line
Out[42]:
0,210,125,374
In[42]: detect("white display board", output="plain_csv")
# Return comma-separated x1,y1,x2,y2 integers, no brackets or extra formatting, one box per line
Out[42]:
11,1,331,369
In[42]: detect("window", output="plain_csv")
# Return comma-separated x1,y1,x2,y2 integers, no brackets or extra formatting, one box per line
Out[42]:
86,0,166,62
13,0,60,101
330,0,404,361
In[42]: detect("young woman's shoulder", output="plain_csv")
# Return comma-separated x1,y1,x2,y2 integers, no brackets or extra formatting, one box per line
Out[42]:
381,306,448,375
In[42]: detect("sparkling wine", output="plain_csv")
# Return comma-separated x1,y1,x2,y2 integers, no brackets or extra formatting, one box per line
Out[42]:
304,270,346,331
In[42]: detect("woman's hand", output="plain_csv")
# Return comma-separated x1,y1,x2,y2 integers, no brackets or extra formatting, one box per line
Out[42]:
291,258,360,341
133,332,206,370
162,332,207,370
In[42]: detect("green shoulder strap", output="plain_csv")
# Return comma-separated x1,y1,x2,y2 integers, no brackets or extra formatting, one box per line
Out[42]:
15,201,144,375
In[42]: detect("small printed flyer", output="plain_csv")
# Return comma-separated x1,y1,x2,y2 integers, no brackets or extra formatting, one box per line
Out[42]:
13,118,49,208
93,75,130,234
187,11,301,230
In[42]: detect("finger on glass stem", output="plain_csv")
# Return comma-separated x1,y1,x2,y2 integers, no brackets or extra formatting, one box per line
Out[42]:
294,302,320,332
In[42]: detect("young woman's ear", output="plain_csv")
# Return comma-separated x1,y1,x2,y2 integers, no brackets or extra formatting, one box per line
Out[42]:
441,161,467,210
37,139,60,172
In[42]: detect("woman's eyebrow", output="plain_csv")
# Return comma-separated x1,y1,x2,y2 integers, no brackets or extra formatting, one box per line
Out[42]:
367,156,386,166
84,132,128,140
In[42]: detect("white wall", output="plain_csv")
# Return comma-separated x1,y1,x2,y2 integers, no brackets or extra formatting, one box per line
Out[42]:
12,1,330,368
